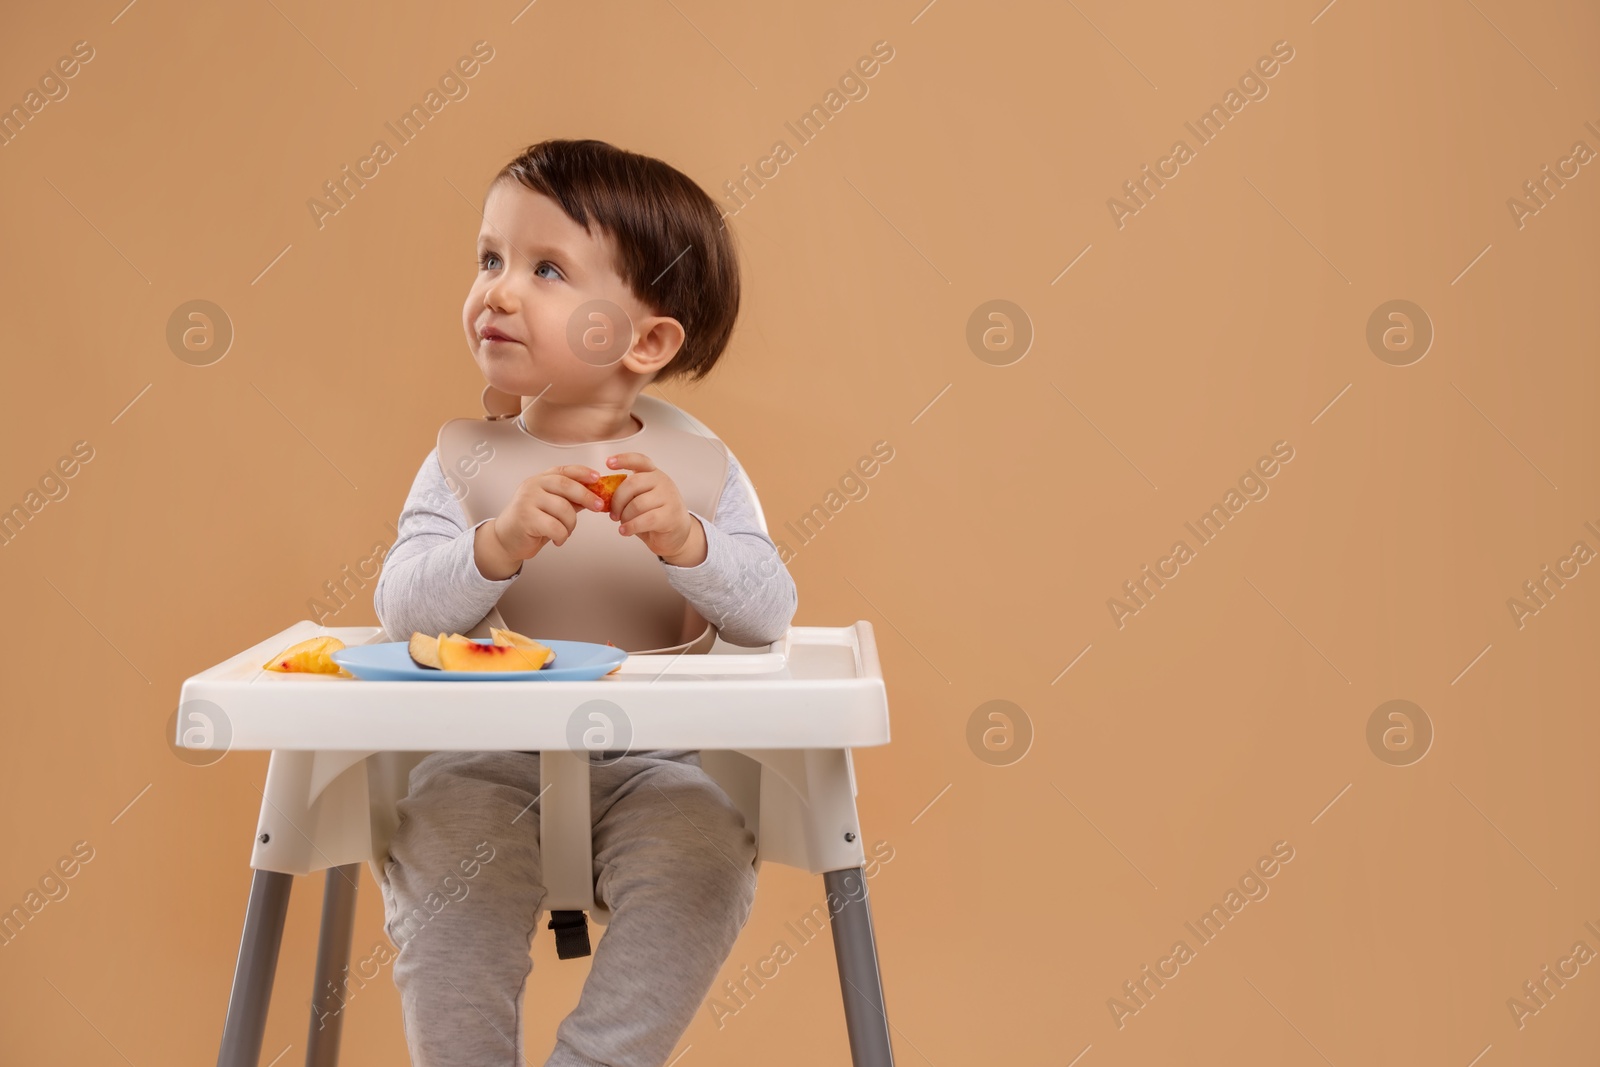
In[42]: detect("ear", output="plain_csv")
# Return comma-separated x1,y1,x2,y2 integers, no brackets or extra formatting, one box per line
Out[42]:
622,313,685,377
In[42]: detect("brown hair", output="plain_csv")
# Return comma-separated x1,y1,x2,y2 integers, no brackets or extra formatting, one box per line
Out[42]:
490,139,740,386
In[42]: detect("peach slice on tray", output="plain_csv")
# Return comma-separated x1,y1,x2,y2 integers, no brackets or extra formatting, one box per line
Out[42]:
264,635,353,677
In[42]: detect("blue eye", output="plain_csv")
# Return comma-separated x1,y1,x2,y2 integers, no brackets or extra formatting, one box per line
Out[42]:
477,252,561,281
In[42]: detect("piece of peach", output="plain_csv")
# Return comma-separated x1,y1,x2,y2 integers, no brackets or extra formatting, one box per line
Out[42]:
591,473,627,511
264,636,352,677
491,627,555,668
438,633,548,672
408,632,444,670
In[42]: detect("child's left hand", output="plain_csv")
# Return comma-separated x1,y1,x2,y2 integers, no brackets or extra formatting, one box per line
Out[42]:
604,452,705,565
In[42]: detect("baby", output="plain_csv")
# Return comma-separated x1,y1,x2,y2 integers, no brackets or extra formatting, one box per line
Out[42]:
373,138,798,1066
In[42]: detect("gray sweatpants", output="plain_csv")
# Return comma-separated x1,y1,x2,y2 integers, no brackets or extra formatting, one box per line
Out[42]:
378,748,759,1066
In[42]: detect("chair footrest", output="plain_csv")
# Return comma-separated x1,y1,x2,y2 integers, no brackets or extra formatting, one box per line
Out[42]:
548,910,591,959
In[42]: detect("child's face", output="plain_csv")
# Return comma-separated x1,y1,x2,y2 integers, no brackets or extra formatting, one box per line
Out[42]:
463,181,659,402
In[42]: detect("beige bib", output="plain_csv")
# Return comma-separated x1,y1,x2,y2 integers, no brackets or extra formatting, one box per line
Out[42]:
436,385,729,655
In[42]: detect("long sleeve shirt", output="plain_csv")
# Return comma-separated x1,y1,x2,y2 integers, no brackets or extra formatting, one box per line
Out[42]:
374,446,798,649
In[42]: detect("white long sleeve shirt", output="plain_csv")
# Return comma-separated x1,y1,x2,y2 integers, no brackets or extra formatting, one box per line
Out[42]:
374,446,798,649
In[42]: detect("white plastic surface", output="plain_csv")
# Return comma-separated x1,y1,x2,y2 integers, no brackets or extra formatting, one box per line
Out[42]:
178,621,891,891
179,621,889,751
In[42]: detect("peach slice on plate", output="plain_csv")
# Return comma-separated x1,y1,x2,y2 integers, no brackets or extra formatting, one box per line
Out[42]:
437,632,550,672
408,632,446,670
264,635,353,677
408,629,555,671
491,627,555,667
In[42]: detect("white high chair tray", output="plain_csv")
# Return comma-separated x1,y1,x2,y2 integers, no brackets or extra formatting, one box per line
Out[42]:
179,620,891,751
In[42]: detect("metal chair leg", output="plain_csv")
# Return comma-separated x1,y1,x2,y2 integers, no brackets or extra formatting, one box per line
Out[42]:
306,864,361,1066
217,869,294,1067
824,867,895,1066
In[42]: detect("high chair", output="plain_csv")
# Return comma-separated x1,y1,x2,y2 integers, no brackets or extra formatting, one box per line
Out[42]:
180,402,896,1066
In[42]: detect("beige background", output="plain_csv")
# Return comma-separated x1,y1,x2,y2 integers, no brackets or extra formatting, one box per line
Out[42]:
1,0,1596,1063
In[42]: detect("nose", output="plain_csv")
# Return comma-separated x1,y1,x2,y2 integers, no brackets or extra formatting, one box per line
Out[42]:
483,273,516,314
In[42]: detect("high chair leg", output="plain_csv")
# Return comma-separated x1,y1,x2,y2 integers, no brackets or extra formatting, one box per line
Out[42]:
824,866,895,1066
305,864,361,1066
217,869,294,1067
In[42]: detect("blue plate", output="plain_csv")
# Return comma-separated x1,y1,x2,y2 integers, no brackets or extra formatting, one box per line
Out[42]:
331,638,626,681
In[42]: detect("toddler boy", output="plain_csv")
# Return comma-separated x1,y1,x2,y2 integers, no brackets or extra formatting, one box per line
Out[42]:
374,138,797,1066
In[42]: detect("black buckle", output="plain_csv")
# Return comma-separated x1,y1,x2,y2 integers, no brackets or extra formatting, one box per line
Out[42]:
548,910,592,959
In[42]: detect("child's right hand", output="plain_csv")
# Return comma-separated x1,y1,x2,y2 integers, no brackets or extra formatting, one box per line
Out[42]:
474,464,608,579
